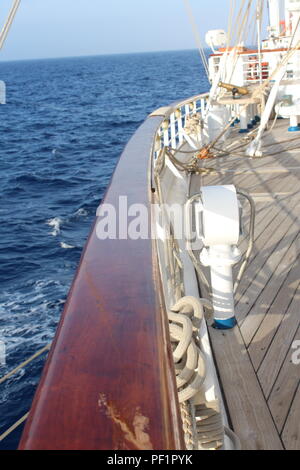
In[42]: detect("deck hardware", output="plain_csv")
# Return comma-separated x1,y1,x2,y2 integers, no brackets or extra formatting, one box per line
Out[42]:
197,185,241,329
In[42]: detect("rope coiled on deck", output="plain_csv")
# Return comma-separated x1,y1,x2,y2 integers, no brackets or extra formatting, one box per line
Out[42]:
169,296,227,450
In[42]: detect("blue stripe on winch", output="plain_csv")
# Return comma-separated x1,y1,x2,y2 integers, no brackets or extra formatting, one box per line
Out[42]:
213,317,237,330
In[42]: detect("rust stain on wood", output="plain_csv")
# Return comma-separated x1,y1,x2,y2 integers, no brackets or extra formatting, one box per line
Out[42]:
98,394,153,450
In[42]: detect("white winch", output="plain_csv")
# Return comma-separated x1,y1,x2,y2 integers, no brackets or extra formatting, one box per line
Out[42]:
196,185,241,329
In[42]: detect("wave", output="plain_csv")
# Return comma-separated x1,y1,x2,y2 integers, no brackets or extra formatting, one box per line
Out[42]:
51,149,63,156
60,242,75,249
46,217,63,236
0,50,209,450
73,208,88,217
14,174,78,188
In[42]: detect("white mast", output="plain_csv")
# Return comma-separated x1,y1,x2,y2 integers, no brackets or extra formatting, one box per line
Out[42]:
268,0,281,37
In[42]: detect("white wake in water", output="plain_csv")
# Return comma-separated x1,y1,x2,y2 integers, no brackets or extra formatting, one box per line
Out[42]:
46,217,63,236
60,242,75,249
74,208,88,217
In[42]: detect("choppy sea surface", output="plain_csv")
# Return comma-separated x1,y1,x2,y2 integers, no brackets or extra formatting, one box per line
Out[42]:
0,50,209,449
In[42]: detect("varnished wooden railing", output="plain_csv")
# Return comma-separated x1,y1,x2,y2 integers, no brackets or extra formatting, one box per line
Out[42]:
18,115,185,450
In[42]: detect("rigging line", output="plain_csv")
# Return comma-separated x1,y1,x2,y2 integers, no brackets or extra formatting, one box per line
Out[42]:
227,0,236,48
0,0,21,50
0,343,51,385
184,0,209,78
182,0,210,80
241,0,253,39
0,413,29,442
222,1,245,80
205,2,253,114
237,0,253,45
226,0,254,84
248,0,260,44
221,0,238,82
232,0,249,44
230,0,245,45
209,34,300,151
250,4,258,46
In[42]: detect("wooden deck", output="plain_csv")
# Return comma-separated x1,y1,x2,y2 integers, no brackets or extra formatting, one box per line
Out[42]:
197,118,300,450
18,106,299,450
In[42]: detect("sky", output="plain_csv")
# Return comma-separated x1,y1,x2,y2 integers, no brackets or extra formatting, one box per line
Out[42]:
0,0,234,61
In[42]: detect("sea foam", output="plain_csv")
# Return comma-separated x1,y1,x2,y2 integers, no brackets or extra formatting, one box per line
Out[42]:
47,217,62,236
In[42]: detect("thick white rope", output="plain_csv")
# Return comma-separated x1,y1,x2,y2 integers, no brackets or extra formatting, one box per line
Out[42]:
170,296,223,449
169,296,241,450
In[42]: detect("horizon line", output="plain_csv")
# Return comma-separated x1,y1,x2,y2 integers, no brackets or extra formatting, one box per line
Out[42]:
0,47,205,64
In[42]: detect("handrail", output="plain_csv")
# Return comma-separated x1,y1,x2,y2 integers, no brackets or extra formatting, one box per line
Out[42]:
18,116,185,450
149,92,210,120
151,93,210,163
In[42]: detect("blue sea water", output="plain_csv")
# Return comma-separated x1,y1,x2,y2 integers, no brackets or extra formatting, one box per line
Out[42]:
0,50,209,449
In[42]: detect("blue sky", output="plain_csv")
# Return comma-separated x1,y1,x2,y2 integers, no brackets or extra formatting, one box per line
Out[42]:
0,0,232,61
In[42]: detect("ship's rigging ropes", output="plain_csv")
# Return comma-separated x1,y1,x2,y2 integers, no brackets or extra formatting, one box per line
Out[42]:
204,32,300,155
0,343,51,442
223,0,258,86
202,0,300,154
0,0,21,50
182,0,210,80
0,413,29,442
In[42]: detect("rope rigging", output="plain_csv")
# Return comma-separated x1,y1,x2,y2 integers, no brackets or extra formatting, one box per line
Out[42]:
182,0,210,80
0,0,21,50
0,343,51,441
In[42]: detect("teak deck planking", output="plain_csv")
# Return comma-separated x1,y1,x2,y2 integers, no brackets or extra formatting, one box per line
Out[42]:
201,118,300,450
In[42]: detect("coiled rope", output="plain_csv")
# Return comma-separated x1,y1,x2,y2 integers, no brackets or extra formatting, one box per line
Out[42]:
169,296,229,450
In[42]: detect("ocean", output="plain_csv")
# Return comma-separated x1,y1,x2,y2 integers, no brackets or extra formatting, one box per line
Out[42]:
0,49,209,449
